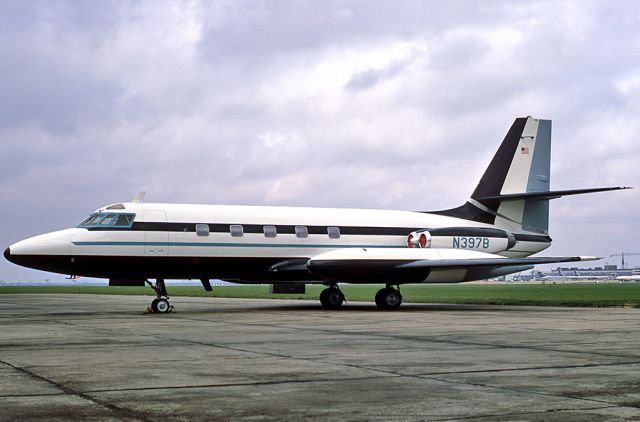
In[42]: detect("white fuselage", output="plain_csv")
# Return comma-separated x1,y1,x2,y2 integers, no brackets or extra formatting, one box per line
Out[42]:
6,201,550,283
73,203,546,257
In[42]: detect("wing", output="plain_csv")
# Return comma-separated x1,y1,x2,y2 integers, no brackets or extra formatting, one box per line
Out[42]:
270,248,599,284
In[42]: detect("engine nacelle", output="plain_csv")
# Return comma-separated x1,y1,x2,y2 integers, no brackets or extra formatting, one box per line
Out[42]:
407,227,516,253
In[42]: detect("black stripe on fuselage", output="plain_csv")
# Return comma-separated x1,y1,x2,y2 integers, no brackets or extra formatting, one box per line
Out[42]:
427,227,508,238
90,222,419,236
86,222,551,242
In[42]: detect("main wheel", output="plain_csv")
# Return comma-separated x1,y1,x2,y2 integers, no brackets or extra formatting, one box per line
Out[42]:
375,288,388,308
375,288,403,310
384,289,402,309
320,288,344,309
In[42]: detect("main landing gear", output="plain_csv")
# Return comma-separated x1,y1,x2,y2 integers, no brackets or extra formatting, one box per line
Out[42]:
318,284,404,310
319,285,345,309
375,285,403,310
145,278,174,314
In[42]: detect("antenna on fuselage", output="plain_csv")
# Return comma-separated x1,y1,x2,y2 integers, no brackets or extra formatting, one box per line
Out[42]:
133,191,146,204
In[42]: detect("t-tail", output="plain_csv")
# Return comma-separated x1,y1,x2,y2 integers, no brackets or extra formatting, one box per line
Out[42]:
434,116,631,234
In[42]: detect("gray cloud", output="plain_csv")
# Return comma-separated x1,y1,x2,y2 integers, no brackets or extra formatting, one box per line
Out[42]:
345,59,409,91
1,0,639,281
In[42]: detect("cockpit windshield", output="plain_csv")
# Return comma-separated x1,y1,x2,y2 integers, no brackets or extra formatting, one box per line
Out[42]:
78,212,136,228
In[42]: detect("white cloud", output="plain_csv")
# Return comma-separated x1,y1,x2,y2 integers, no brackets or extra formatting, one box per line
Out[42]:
615,73,640,97
1,0,639,281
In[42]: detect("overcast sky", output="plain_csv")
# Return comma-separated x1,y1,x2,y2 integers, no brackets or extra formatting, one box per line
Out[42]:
1,1,638,282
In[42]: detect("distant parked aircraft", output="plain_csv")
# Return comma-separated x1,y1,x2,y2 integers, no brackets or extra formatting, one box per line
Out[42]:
616,276,640,282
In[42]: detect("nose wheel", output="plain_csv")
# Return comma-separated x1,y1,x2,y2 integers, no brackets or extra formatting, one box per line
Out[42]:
151,297,171,313
145,279,174,314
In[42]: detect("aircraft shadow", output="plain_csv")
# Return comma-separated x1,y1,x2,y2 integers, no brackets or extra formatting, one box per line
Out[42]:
161,301,565,315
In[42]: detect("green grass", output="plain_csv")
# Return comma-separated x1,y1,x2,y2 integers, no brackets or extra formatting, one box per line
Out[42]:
1,283,640,307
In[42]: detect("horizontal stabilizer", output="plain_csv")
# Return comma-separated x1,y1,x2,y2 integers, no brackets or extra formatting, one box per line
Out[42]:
398,255,599,269
476,186,631,202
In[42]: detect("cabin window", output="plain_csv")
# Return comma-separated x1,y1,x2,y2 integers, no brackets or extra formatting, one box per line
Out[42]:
328,226,341,239
295,226,308,238
230,225,244,237
78,212,136,229
196,224,210,237
263,225,277,238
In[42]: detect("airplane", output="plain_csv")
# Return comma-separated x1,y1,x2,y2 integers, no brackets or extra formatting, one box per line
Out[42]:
533,270,613,282
4,116,631,312
616,275,640,282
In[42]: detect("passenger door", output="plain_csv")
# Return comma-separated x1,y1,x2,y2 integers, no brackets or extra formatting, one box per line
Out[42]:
144,210,169,256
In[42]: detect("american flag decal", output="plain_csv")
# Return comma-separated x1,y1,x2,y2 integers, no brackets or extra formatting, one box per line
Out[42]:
521,147,529,154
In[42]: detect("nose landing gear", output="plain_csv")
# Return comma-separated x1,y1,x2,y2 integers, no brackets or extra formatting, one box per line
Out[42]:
145,278,174,314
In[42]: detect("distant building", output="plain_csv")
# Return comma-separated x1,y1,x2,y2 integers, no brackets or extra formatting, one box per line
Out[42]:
527,264,638,281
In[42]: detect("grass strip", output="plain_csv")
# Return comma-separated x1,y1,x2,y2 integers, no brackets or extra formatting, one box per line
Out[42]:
1,284,640,307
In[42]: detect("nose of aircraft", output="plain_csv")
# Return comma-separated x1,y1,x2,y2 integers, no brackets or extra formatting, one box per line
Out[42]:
4,230,76,273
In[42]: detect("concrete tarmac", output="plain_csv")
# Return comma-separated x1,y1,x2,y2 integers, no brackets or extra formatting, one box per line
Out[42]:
1,294,640,421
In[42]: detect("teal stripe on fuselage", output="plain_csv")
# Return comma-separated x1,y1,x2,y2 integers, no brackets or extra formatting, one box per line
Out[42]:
72,241,405,249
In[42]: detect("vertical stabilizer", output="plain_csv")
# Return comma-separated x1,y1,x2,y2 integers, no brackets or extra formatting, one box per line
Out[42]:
433,117,552,234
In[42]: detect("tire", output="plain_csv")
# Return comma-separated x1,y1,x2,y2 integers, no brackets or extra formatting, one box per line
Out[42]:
375,288,402,310
326,289,344,309
384,289,402,309
155,298,170,313
151,298,160,313
320,288,344,309
320,288,330,308
375,288,389,309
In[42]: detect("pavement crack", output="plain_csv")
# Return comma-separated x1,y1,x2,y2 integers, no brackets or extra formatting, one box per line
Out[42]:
414,360,640,376
83,374,391,394
432,405,620,421
0,358,152,422
420,373,626,409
